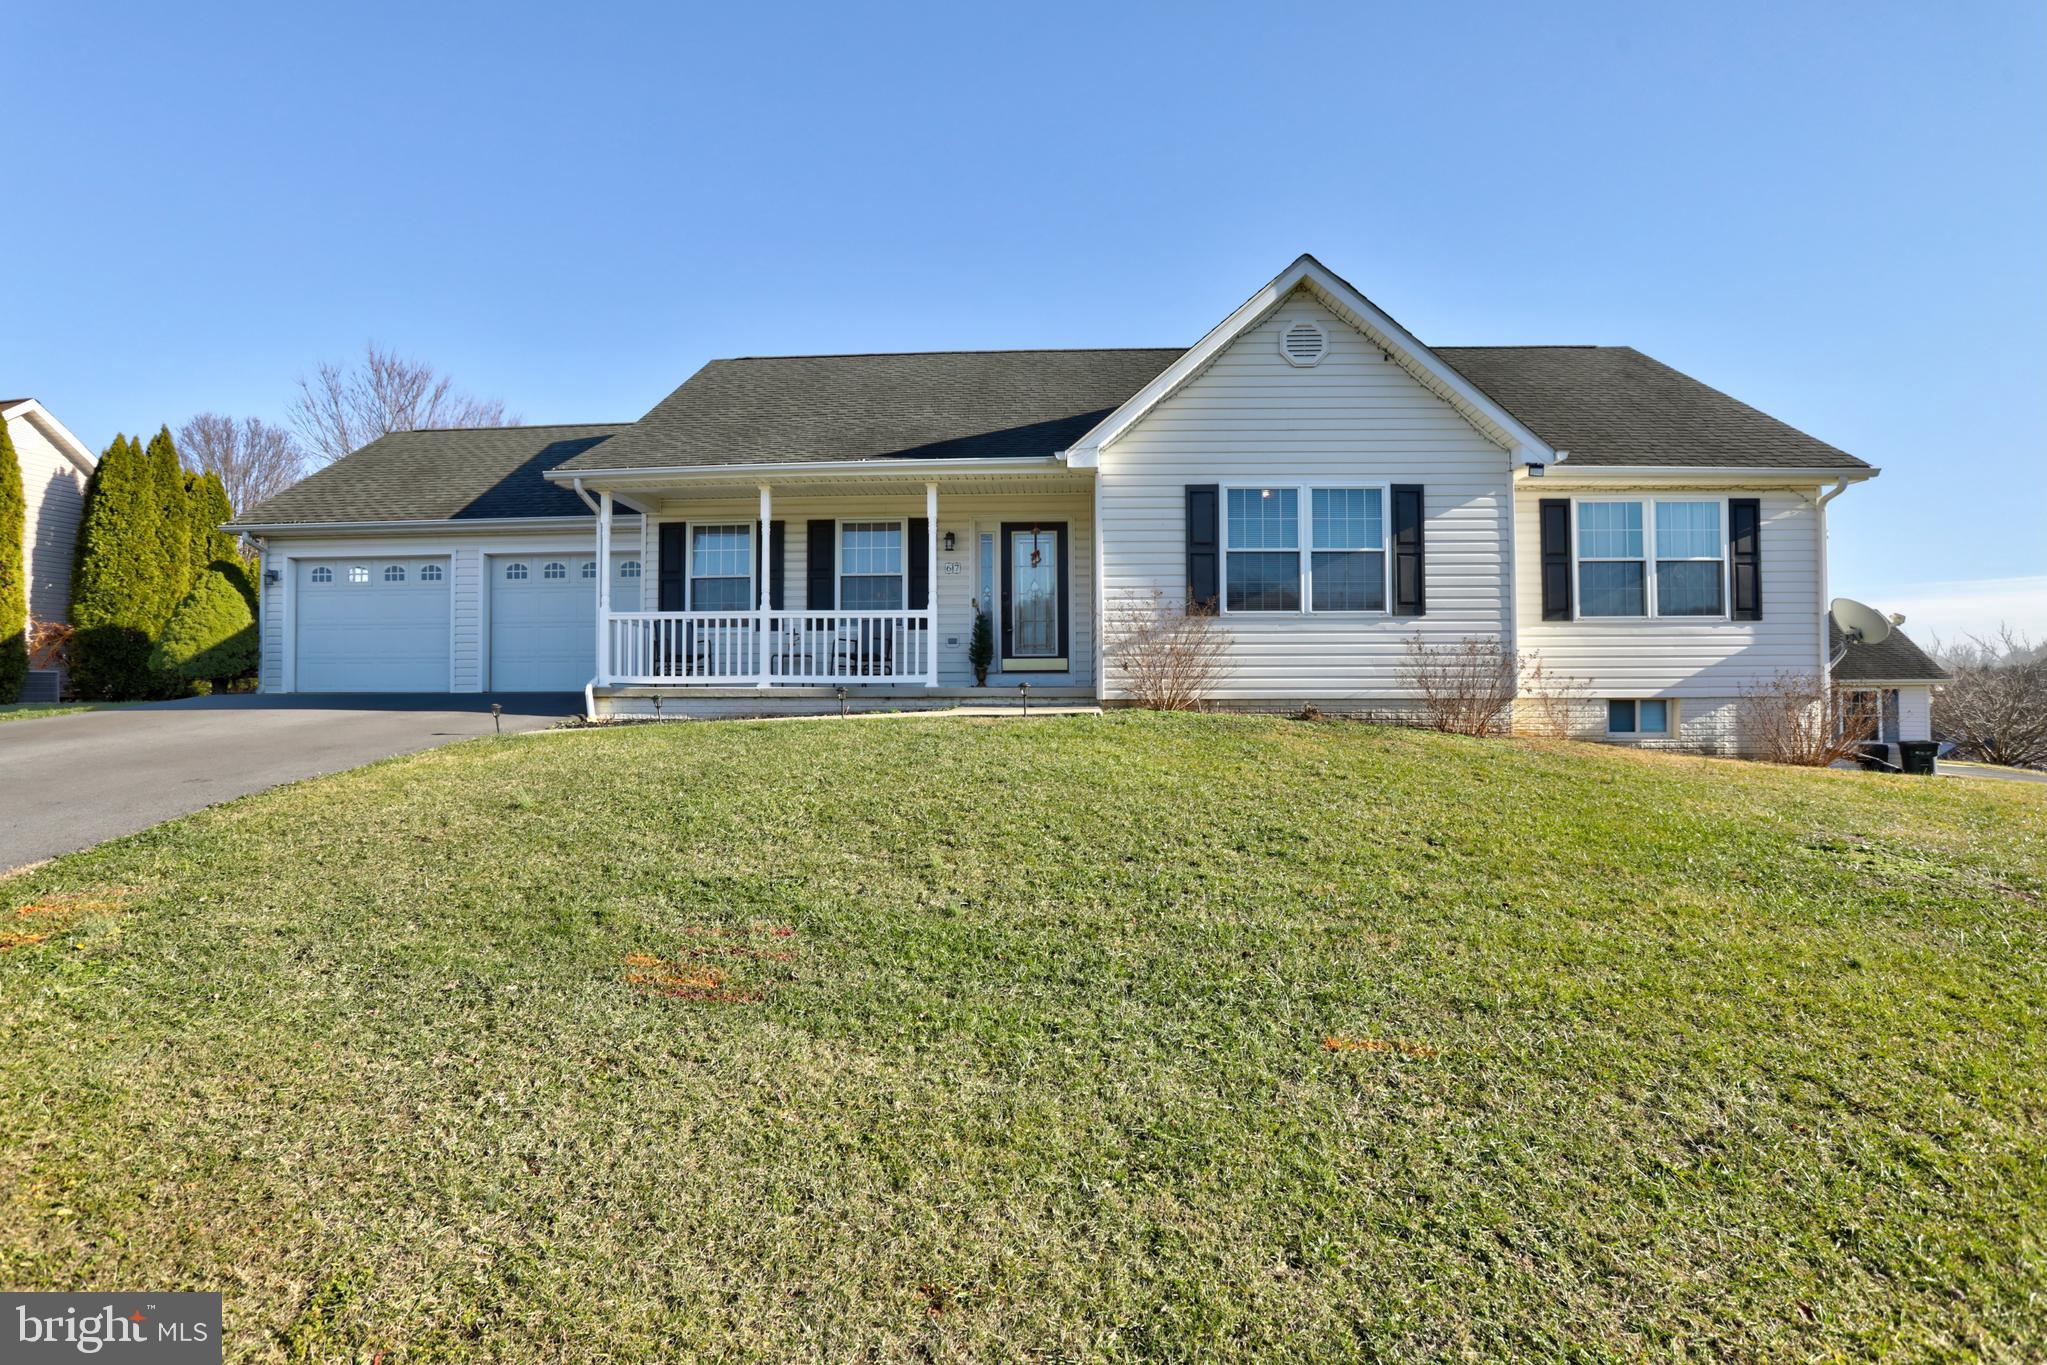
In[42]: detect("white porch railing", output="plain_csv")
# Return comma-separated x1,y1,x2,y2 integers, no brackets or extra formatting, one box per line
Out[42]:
607,610,935,686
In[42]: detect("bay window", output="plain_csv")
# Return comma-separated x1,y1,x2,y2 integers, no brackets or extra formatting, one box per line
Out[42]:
1575,498,1728,619
1224,484,1387,613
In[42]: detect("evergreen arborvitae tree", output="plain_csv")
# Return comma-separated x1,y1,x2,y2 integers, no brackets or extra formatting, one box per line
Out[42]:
146,426,192,630
70,434,169,699
0,415,27,703
184,469,240,571
147,561,258,691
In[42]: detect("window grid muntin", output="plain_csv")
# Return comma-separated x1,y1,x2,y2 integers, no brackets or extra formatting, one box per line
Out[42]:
383,564,406,582
309,566,333,583
838,520,906,611
419,563,443,581
689,524,753,611
1573,497,1730,620
1222,484,1388,614
542,561,567,580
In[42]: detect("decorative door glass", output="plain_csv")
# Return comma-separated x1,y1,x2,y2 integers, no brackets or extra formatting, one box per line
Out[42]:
1009,528,1059,657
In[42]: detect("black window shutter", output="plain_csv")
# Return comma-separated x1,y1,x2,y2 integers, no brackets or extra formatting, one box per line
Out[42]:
658,522,686,611
1392,484,1425,616
806,520,835,611
1538,498,1572,621
907,518,930,610
768,521,787,609
1185,484,1219,614
1729,498,1762,621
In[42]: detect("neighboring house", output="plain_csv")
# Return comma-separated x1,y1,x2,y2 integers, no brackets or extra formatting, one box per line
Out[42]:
228,255,1886,750
2,398,97,701
1830,620,1950,750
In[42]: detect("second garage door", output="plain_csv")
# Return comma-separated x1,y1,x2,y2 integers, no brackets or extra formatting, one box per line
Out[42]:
490,554,595,691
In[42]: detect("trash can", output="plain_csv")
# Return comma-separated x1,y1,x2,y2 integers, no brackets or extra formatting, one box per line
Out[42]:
1857,742,1894,771
1897,741,1939,776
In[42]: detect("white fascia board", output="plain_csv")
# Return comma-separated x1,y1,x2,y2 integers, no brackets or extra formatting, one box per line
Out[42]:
224,514,639,536
1518,465,1880,487
0,400,98,474
543,455,1071,485
1059,254,1557,467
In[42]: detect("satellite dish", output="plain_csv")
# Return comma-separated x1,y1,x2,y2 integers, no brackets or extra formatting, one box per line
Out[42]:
1831,597,1893,648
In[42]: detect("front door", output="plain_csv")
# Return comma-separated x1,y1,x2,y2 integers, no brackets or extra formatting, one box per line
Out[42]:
999,522,1068,672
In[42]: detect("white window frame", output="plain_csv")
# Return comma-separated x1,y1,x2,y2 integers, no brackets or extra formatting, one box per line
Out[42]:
1605,697,1676,738
834,517,909,612
685,522,755,613
1571,495,1730,622
1218,482,1390,616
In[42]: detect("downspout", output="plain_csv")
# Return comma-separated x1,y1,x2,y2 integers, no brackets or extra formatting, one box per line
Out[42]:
1812,480,1850,683
573,479,603,719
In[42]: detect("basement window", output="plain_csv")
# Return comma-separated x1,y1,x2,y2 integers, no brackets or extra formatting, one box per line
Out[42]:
1606,699,1671,736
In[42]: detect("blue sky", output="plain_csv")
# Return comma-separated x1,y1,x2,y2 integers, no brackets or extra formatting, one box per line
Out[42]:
6,1,2041,641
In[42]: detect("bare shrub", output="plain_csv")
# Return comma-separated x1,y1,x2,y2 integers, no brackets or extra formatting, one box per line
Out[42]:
1933,626,2047,768
1740,673,1874,766
1515,652,1591,739
290,344,515,466
1105,588,1230,711
1403,637,1516,737
26,619,72,672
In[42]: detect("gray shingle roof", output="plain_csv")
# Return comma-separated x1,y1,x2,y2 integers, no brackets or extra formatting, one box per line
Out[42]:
1831,622,1951,684
1436,346,1870,470
230,424,625,526
235,336,1873,527
552,349,1187,472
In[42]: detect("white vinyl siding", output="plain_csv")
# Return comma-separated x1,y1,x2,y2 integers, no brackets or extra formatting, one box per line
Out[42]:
8,413,91,626
1097,289,1512,703
1516,486,1822,696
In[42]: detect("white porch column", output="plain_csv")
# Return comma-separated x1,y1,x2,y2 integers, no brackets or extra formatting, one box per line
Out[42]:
925,482,939,688
595,490,613,685
757,484,773,688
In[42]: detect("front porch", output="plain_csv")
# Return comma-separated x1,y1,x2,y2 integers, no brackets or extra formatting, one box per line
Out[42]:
576,464,1098,712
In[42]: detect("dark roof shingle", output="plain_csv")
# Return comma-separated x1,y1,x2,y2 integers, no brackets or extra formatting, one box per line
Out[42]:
553,349,1186,472
1830,622,1951,684
231,424,624,526
1436,346,1869,470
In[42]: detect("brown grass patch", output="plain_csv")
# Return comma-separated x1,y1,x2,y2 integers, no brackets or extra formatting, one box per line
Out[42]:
1322,1035,1438,1058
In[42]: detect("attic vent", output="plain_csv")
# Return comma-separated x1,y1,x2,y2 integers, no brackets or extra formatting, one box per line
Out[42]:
1280,319,1327,367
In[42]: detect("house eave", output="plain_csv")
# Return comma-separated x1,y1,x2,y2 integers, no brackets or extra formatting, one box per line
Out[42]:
224,514,641,536
543,455,1075,486
1516,464,1879,487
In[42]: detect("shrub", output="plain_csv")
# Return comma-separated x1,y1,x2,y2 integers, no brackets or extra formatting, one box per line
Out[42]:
0,415,25,702
1104,588,1230,710
1739,673,1873,766
70,434,170,699
147,427,194,620
147,562,258,688
967,604,994,685
1404,637,1516,737
183,468,240,581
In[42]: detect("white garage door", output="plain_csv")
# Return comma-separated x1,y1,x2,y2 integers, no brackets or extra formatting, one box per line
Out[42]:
295,557,451,692
490,554,595,691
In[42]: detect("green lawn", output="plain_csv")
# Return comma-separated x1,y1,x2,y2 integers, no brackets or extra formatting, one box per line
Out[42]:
2,714,2041,1360
0,702,116,723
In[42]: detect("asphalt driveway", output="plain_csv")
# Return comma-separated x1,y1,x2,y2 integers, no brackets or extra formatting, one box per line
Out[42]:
0,694,578,871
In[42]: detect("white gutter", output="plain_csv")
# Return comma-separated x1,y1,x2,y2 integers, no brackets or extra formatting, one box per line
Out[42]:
569,477,600,514
1529,465,1879,485
541,455,1070,483
224,513,643,535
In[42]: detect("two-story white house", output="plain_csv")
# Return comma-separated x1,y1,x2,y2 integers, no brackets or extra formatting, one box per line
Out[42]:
229,255,1910,751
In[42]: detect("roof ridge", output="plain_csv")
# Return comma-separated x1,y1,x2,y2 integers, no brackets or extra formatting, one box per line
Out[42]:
1433,344,1607,350
392,420,625,434
712,346,1189,362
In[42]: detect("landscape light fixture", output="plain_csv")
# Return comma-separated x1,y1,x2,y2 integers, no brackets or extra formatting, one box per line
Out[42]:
1017,680,1030,717
490,702,502,735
